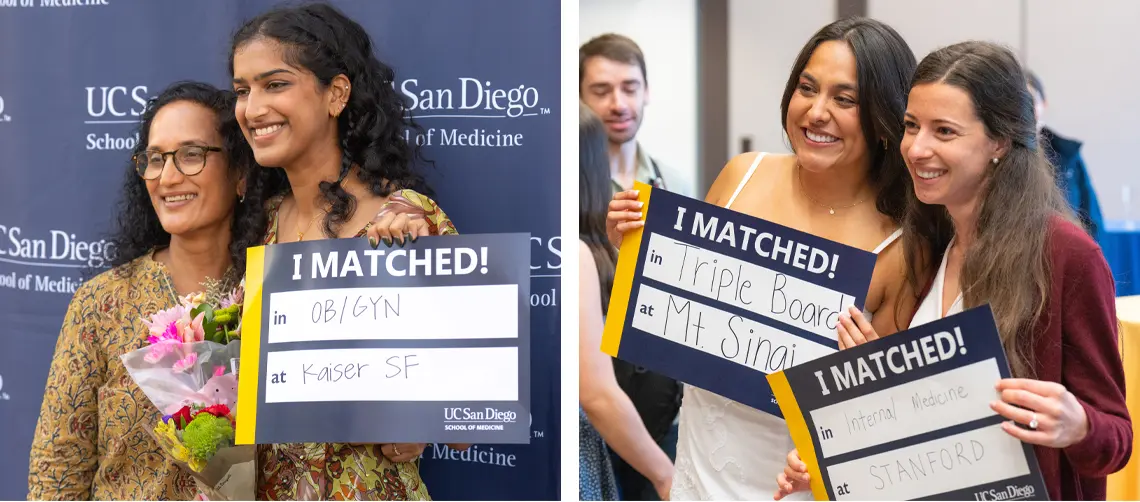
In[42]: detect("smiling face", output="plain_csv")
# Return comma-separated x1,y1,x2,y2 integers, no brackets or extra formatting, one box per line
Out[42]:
785,40,868,173
231,37,342,169
144,101,238,237
901,82,1006,211
580,56,648,147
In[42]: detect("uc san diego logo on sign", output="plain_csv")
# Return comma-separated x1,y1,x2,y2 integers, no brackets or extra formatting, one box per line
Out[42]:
398,76,551,148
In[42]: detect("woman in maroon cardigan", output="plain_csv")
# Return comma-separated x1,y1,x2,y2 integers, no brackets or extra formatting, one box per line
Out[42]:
776,41,1131,501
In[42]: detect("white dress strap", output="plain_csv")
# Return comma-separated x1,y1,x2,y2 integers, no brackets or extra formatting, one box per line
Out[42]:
872,228,903,255
724,152,766,209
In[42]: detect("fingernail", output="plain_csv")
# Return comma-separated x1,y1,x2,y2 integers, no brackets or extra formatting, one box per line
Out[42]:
404,232,413,244
397,238,406,248
411,234,419,242
369,236,378,249
636,201,644,208
632,190,639,196
382,237,393,247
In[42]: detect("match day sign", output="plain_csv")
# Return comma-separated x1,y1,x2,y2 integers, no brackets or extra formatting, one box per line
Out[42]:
601,182,878,417
767,305,1048,501
235,233,531,445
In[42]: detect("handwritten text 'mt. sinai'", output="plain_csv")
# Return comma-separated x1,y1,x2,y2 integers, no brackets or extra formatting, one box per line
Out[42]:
292,247,489,280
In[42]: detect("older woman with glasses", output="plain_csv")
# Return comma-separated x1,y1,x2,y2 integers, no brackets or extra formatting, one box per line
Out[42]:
27,81,266,500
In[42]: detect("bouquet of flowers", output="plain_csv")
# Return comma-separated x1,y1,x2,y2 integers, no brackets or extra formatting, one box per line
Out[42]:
120,278,254,501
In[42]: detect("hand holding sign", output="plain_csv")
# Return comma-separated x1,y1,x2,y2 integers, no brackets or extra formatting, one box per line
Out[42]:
775,449,812,500
992,378,1090,448
381,442,427,463
607,189,645,248
837,307,880,350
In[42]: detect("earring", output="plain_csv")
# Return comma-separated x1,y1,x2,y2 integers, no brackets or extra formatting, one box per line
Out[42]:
239,193,246,203
881,138,888,150
992,157,999,165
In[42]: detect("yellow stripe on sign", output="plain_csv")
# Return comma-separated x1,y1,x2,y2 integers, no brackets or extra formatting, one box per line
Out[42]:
768,370,829,501
235,245,265,445
601,181,653,357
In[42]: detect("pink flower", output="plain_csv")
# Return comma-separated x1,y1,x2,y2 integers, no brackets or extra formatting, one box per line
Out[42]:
172,352,198,372
142,305,187,339
176,310,206,343
219,285,244,310
144,322,183,363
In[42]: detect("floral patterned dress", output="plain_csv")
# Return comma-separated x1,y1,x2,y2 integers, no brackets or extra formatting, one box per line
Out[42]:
256,189,458,501
27,253,239,501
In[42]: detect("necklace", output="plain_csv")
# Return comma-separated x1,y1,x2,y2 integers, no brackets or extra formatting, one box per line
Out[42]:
796,163,867,215
293,204,327,242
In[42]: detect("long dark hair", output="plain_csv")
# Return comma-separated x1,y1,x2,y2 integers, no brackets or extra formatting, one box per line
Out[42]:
105,81,264,275
902,41,1074,378
230,1,433,239
780,17,916,223
579,104,617,310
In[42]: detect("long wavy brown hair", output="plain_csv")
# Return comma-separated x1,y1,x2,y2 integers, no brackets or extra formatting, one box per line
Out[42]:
902,41,1075,378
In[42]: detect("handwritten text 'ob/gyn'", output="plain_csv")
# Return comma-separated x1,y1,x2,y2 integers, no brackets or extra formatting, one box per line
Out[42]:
292,247,489,280
673,206,842,278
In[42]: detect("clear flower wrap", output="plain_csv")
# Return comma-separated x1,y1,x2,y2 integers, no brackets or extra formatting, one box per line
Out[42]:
119,282,254,500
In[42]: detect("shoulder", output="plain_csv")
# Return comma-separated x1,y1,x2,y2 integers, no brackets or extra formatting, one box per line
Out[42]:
1046,215,1110,278
707,152,791,204
1047,215,1101,258
265,193,287,214
65,255,153,321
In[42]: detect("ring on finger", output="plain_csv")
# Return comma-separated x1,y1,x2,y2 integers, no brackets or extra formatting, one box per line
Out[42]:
1028,413,1039,430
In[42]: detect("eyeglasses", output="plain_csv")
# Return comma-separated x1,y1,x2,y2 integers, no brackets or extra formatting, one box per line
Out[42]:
133,145,223,180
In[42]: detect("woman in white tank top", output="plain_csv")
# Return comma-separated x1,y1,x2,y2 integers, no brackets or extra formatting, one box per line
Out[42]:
606,17,917,500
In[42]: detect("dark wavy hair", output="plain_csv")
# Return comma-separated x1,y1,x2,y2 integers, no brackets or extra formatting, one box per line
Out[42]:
229,1,433,239
780,17,916,223
579,103,617,311
902,41,1074,378
105,81,266,275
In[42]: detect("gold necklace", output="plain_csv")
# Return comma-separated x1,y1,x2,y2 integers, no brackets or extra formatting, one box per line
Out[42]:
293,204,327,242
796,163,867,215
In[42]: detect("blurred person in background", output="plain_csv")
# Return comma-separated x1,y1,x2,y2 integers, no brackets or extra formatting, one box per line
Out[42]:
579,103,674,501
1026,69,1105,240
580,32,683,501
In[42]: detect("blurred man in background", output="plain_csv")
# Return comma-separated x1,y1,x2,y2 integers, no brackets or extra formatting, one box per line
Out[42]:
579,33,682,195
1027,70,1105,240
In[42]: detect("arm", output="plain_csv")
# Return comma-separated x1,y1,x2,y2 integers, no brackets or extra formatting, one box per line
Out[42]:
27,288,105,500
578,241,673,491
869,242,914,337
1058,243,1132,476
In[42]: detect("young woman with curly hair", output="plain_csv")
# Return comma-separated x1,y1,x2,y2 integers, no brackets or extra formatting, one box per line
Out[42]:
229,3,469,500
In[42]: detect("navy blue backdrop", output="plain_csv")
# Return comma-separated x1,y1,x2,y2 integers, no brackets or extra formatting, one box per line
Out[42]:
0,1,560,500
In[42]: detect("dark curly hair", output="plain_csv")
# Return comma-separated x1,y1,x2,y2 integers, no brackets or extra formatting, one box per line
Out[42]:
105,81,266,275
229,1,434,239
